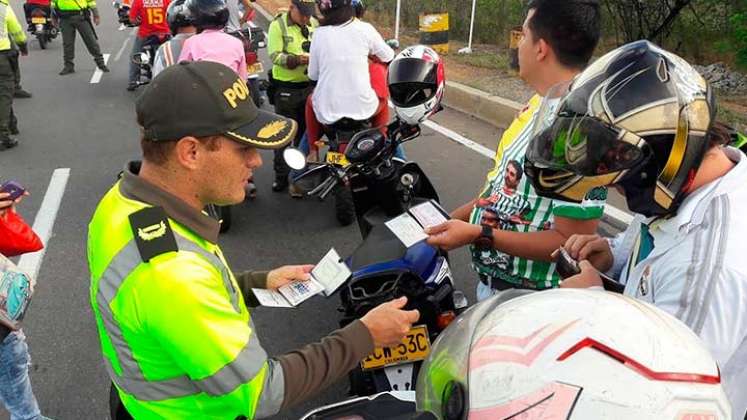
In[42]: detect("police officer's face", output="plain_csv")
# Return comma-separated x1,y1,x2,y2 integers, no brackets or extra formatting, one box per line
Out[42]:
204,136,262,205
290,4,311,26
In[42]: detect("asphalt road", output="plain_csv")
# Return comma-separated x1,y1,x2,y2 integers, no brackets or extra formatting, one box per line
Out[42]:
0,10,625,419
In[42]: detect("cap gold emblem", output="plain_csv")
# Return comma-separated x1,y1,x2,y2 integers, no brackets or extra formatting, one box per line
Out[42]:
257,120,288,139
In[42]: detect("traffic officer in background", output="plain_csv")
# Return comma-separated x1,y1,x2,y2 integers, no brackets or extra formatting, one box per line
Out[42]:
88,61,418,418
52,0,109,75
0,0,28,151
267,0,315,193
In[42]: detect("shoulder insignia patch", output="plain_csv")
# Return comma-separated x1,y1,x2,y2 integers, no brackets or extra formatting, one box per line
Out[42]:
129,206,178,262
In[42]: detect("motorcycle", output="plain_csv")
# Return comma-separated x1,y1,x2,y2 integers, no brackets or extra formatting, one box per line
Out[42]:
27,6,58,49
319,118,372,226
131,33,170,89
205,203,231,233
228,26,267,107
285,114,467,396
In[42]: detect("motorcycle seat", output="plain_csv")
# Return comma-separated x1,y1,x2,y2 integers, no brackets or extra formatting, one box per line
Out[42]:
348,224,407,272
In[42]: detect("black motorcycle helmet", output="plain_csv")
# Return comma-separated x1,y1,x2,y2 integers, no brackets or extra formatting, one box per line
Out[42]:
315,0,352,12
185,0,229,31
167,0,193,35
524,40,716,217
316,0,353,25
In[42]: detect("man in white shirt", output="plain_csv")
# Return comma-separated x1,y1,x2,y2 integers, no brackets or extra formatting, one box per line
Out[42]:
526,41,747,419
308,0,393,125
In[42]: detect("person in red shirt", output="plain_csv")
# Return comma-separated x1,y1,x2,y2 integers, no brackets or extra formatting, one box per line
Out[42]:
127,0,171,91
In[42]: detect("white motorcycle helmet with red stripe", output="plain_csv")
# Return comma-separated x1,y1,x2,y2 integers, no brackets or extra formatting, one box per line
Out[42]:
417,289,732,419
388,45,445,125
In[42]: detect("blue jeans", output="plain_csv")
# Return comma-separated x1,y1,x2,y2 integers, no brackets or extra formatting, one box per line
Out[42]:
0,330,42,420
129,36,145,85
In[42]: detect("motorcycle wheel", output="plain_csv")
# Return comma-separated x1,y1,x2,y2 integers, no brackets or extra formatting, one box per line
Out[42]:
248,78,263,107
206,204,232,233
334,184,355,226
37,33,47,49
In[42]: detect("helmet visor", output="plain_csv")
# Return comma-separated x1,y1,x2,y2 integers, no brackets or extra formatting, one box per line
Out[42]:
528,81,647,178
527,114,646,177
388,58,437,107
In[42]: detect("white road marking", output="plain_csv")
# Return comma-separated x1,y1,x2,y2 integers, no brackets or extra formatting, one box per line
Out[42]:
422,119,495,159
89,53,111,84
114,36,132,62
247,20,268,38
17,168,71,281
252,2,273,22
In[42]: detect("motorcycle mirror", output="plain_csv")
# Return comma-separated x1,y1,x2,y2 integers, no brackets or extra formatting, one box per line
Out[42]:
386,39,400,50
283,148,307,170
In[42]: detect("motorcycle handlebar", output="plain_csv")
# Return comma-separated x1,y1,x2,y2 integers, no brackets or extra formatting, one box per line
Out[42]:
318,176,338,200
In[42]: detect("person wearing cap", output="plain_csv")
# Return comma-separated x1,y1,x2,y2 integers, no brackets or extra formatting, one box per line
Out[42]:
0,0,28,151
87,61,419,419
267,0,315,193
52,0,109,75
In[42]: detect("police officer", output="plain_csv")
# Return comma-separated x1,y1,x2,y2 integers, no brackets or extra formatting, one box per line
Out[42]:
0,0,27,150
267,0,315,192
88,61,418,418
52,0,109,75
10,41,32,99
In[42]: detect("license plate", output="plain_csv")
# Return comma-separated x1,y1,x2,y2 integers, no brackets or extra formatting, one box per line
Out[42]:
361,325,431,370
31,17,46,24
247,62,263,75
326,151,350,167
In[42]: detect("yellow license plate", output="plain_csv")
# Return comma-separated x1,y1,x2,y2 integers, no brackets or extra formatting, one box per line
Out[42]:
31,17,46,24
248,62,263,75
361,325,431,370
326,151,350,167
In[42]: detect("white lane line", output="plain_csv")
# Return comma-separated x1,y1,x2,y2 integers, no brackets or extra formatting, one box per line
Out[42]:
422,119,495,159
247,21,266,35
420,116,634,225
252,2,273,22
17,168,71,281
90,53,111,84
114,36,132,62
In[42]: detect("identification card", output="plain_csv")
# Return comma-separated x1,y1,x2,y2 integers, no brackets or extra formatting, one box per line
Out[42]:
408,200,449,229
252,248,351,307
311,248,352,296
385,213,428,247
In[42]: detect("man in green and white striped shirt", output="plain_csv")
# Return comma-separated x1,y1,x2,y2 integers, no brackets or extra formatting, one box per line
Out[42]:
425,0,606,299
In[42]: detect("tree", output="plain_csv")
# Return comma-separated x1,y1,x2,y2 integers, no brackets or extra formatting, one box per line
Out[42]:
603,0,694,44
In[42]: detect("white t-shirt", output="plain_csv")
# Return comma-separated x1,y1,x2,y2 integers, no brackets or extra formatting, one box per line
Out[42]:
610,147,747,419
308,19,394,125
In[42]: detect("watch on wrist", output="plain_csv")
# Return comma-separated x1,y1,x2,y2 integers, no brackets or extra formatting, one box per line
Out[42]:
474,225,494,250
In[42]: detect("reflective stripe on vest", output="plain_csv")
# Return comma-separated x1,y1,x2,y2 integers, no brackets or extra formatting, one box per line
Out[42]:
96,233,281,406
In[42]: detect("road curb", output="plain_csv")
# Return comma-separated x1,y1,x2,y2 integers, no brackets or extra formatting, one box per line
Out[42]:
443,81,523,129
